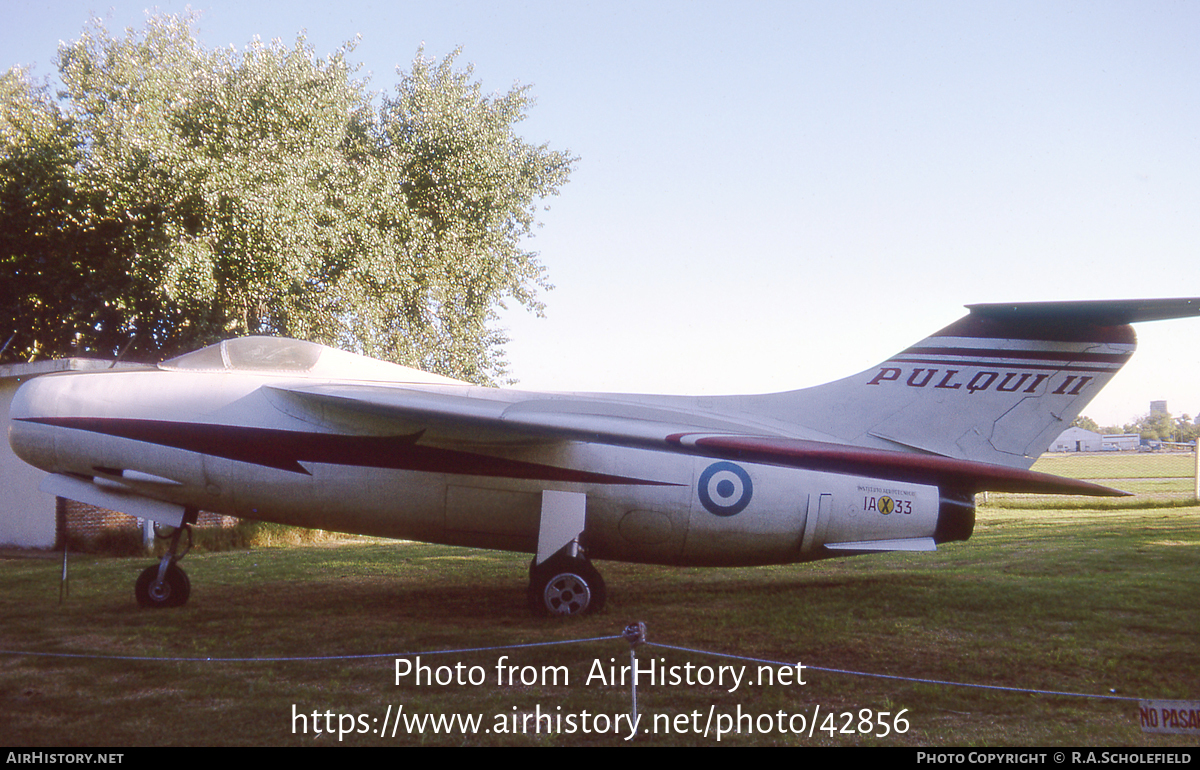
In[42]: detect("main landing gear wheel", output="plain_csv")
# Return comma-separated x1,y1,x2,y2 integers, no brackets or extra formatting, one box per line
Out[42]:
528,556,606,617
135,563,191,608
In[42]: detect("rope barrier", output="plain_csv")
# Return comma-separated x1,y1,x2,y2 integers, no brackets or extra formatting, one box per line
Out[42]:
0,635,622,663
0,623,1151,704
644,641,1141,703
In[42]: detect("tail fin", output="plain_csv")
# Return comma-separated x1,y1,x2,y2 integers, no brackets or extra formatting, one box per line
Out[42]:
755,298,1200,469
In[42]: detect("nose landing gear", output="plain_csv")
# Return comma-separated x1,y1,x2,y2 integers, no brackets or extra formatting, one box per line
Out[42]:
135,561,190,608
134,511,195,609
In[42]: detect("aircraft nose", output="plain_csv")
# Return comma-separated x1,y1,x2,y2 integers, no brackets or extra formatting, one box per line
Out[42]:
8,375,61,472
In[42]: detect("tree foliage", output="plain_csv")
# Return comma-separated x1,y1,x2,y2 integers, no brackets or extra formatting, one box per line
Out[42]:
1077,411,1200,444
1122,411,1200,444
1,13,573,382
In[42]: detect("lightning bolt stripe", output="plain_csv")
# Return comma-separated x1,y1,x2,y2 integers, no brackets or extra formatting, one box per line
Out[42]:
19,417,680,487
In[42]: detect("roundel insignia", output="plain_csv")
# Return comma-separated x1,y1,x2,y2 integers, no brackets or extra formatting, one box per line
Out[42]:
698,461,753,517
878,496,895,515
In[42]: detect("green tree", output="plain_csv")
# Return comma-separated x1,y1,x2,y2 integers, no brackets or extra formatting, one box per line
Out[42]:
1174,414,1198,444
1127,411,1184,443
1,13,573,383
1,66,182,362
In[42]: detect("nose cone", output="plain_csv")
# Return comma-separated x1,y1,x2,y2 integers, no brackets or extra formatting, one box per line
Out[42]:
8,374,60,473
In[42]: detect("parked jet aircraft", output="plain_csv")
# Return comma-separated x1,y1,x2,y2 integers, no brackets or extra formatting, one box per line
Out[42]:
8,298,1199,615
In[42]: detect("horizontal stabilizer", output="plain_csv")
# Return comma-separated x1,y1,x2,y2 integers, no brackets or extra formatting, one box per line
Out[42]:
967,297,1200,325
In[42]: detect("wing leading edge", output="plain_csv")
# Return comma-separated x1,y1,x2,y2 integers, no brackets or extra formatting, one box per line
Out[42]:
266,383,1129,497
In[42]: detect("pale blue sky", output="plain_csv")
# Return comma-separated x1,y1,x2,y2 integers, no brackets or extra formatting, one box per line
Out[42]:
5,1,1198,425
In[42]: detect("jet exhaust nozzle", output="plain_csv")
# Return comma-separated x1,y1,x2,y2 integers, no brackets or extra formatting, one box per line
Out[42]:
935,490,975,543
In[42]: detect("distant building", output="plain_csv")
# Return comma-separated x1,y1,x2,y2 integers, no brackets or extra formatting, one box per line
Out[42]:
1051,427,1103,452
1100,433,1140,451
1151,400,1169,415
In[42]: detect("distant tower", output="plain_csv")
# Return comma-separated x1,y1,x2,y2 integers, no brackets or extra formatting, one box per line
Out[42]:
1151,400,1168,416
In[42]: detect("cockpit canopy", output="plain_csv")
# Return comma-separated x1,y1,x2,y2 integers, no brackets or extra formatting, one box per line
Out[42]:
160,337,324,373
159,337,467,385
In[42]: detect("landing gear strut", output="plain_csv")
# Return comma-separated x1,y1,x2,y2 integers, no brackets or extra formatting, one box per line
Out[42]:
528,491,605,616
134,510,196,609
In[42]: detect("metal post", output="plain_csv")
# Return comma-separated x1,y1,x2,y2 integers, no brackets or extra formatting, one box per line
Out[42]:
1194,444,1198,502
58,538,69,605
630,647,637,721
623,622,647,731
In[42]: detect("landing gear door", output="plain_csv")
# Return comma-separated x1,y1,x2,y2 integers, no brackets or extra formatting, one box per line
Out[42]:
536,490,587,566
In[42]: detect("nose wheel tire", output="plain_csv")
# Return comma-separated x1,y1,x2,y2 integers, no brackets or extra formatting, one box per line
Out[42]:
135,563,191,608
529,557,606,617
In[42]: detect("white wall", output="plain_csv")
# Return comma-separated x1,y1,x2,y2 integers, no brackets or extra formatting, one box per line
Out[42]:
1,373,54,547
1,359,122,548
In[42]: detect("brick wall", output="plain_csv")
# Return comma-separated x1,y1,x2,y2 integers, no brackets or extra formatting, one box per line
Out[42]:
58,498,236,546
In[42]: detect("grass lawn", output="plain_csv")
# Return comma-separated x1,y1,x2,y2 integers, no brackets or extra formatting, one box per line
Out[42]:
1,504,1198,746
